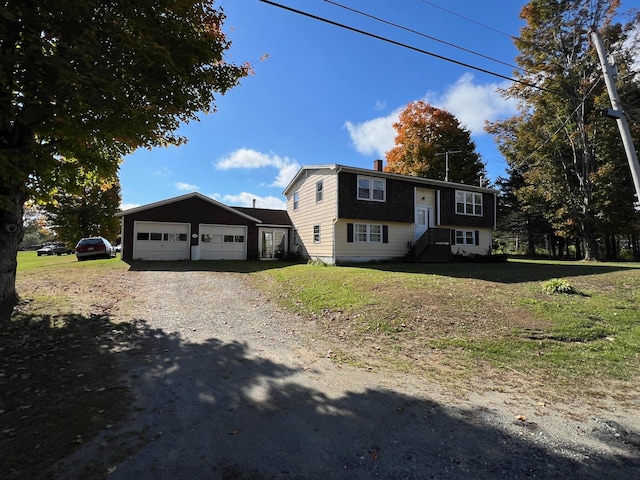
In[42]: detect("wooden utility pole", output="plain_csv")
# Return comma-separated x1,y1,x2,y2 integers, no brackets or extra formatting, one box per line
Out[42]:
435,150,462,182
591,29,640,204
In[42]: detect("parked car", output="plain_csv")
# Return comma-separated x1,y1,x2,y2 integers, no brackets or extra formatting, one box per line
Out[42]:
36,243,73,256
75,237,116,261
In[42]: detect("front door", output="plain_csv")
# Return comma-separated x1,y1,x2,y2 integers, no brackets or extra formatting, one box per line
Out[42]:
414,206,433,242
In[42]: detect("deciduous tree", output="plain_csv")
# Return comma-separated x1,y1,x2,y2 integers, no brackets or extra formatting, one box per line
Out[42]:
0,0,249,316
487,0,640,260
384,101,486,185
43,168,122,247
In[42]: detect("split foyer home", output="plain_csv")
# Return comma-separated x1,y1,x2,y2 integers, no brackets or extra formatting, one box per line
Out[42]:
283,161,498,264
116,161,498,263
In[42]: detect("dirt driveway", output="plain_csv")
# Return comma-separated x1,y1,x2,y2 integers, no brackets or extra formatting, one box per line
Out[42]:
55,269,640,479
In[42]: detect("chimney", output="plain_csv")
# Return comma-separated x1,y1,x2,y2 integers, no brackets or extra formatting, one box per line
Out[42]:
252,199,256,208
373,159,383,172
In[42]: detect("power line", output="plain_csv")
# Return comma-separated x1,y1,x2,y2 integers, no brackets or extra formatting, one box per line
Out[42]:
259,0,564,97
324,0,527,75
419,0,516,39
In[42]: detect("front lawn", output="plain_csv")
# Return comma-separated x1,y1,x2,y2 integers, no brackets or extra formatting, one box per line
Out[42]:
250,259,640,400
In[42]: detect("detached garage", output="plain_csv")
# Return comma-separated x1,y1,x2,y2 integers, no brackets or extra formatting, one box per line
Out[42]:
116,192,292,262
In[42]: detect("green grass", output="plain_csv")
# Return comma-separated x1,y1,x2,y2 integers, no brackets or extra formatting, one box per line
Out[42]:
2,252,132,479
250,259,640,395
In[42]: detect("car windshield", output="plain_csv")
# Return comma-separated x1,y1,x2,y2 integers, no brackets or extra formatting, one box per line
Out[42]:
78,239,103,246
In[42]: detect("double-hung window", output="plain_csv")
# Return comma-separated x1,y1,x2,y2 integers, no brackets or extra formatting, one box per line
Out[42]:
455,190,482,216
357,176,385,201
455,230,479,246
313,225,321,243
293,191,299,211
355,224,382,243
316,181,323,203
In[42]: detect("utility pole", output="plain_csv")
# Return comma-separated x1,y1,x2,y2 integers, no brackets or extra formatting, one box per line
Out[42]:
435,150,462,182
591,29,640,204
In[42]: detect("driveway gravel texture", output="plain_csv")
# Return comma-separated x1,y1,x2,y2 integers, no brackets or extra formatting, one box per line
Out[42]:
54,269,640,479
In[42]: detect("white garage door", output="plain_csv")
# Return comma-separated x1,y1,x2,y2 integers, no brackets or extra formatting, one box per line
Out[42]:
199,224,247,260
133,222,190,260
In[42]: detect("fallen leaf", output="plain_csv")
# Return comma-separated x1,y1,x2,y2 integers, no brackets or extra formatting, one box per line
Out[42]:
229,430,241,435
516,415,527,422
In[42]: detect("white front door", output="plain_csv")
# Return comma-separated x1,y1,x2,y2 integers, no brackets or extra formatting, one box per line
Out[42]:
414,206,433,242
259,228,287,259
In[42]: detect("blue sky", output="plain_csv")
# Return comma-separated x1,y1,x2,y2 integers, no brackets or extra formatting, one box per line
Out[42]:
118,0,637,211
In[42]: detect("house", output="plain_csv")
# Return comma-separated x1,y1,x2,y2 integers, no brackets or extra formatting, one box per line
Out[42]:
282,161,498,264
115,192,292,261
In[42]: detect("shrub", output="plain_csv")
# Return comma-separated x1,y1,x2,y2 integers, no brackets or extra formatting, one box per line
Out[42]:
542,278,577,295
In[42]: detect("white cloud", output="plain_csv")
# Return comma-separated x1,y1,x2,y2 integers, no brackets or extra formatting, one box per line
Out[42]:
433,73,518,132
344,109,401,158
119,203,141,211
175,182,200,192
214,148,300,188
345,74,518,157
209,192,286,210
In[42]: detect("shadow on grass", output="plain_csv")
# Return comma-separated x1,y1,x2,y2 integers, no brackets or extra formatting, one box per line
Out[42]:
5,313,638,479
123,258,639,284
0,312,135,480
123,259,300,273
362,259,640,283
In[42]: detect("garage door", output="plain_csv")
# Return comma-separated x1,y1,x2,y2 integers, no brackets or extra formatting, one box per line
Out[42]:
199,224,247,260
133,222,190,260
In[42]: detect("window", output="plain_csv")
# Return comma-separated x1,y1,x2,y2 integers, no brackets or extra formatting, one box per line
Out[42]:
455,230,477,246
348,223,387,243
355,224,382,243
357,176,385,202
313,225,321,243
235,235,245,243
316,181,323,203
137,232,149,241
293,191,299,211
150,233,162,241
456,190,483,216
201,234,212,243
223,235,234,243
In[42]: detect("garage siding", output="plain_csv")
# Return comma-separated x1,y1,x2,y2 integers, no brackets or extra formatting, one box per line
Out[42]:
120,196,259,261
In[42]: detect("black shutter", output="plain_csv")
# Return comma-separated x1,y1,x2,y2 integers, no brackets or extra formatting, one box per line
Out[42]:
382,225,388,243
475,230,480,246
347,223,354,242
451,229,456,245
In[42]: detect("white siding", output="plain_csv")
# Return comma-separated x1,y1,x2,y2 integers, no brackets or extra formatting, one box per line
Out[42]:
335,220,413,263
287,169,338,263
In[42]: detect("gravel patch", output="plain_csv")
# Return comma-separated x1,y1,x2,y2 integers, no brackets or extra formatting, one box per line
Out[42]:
56,269,640,479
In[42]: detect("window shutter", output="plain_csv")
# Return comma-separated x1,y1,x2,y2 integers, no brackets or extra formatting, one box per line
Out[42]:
347,223,354,242
451,229,456,245
382,225,388,243
475,230,480,246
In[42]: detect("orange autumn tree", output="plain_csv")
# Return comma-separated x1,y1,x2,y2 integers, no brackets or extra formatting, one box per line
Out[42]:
384,101,486,185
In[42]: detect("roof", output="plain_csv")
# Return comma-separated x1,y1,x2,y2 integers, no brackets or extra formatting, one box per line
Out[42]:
233,207,292,227
283,164,500,195
115,192,262,223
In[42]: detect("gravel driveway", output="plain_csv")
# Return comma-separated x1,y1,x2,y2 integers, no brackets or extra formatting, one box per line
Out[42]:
56,269,640,479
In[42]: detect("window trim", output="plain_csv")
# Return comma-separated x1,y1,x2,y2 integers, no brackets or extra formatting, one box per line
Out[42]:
455,229,479,246
316,181,323,203
313,225,321,244
455,190,483,216
354,223,383,243
357,175,386,202
293,191,299,211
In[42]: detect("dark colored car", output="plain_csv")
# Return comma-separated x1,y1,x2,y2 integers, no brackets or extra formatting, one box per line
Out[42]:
75,237,116,261
36,243,73,256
